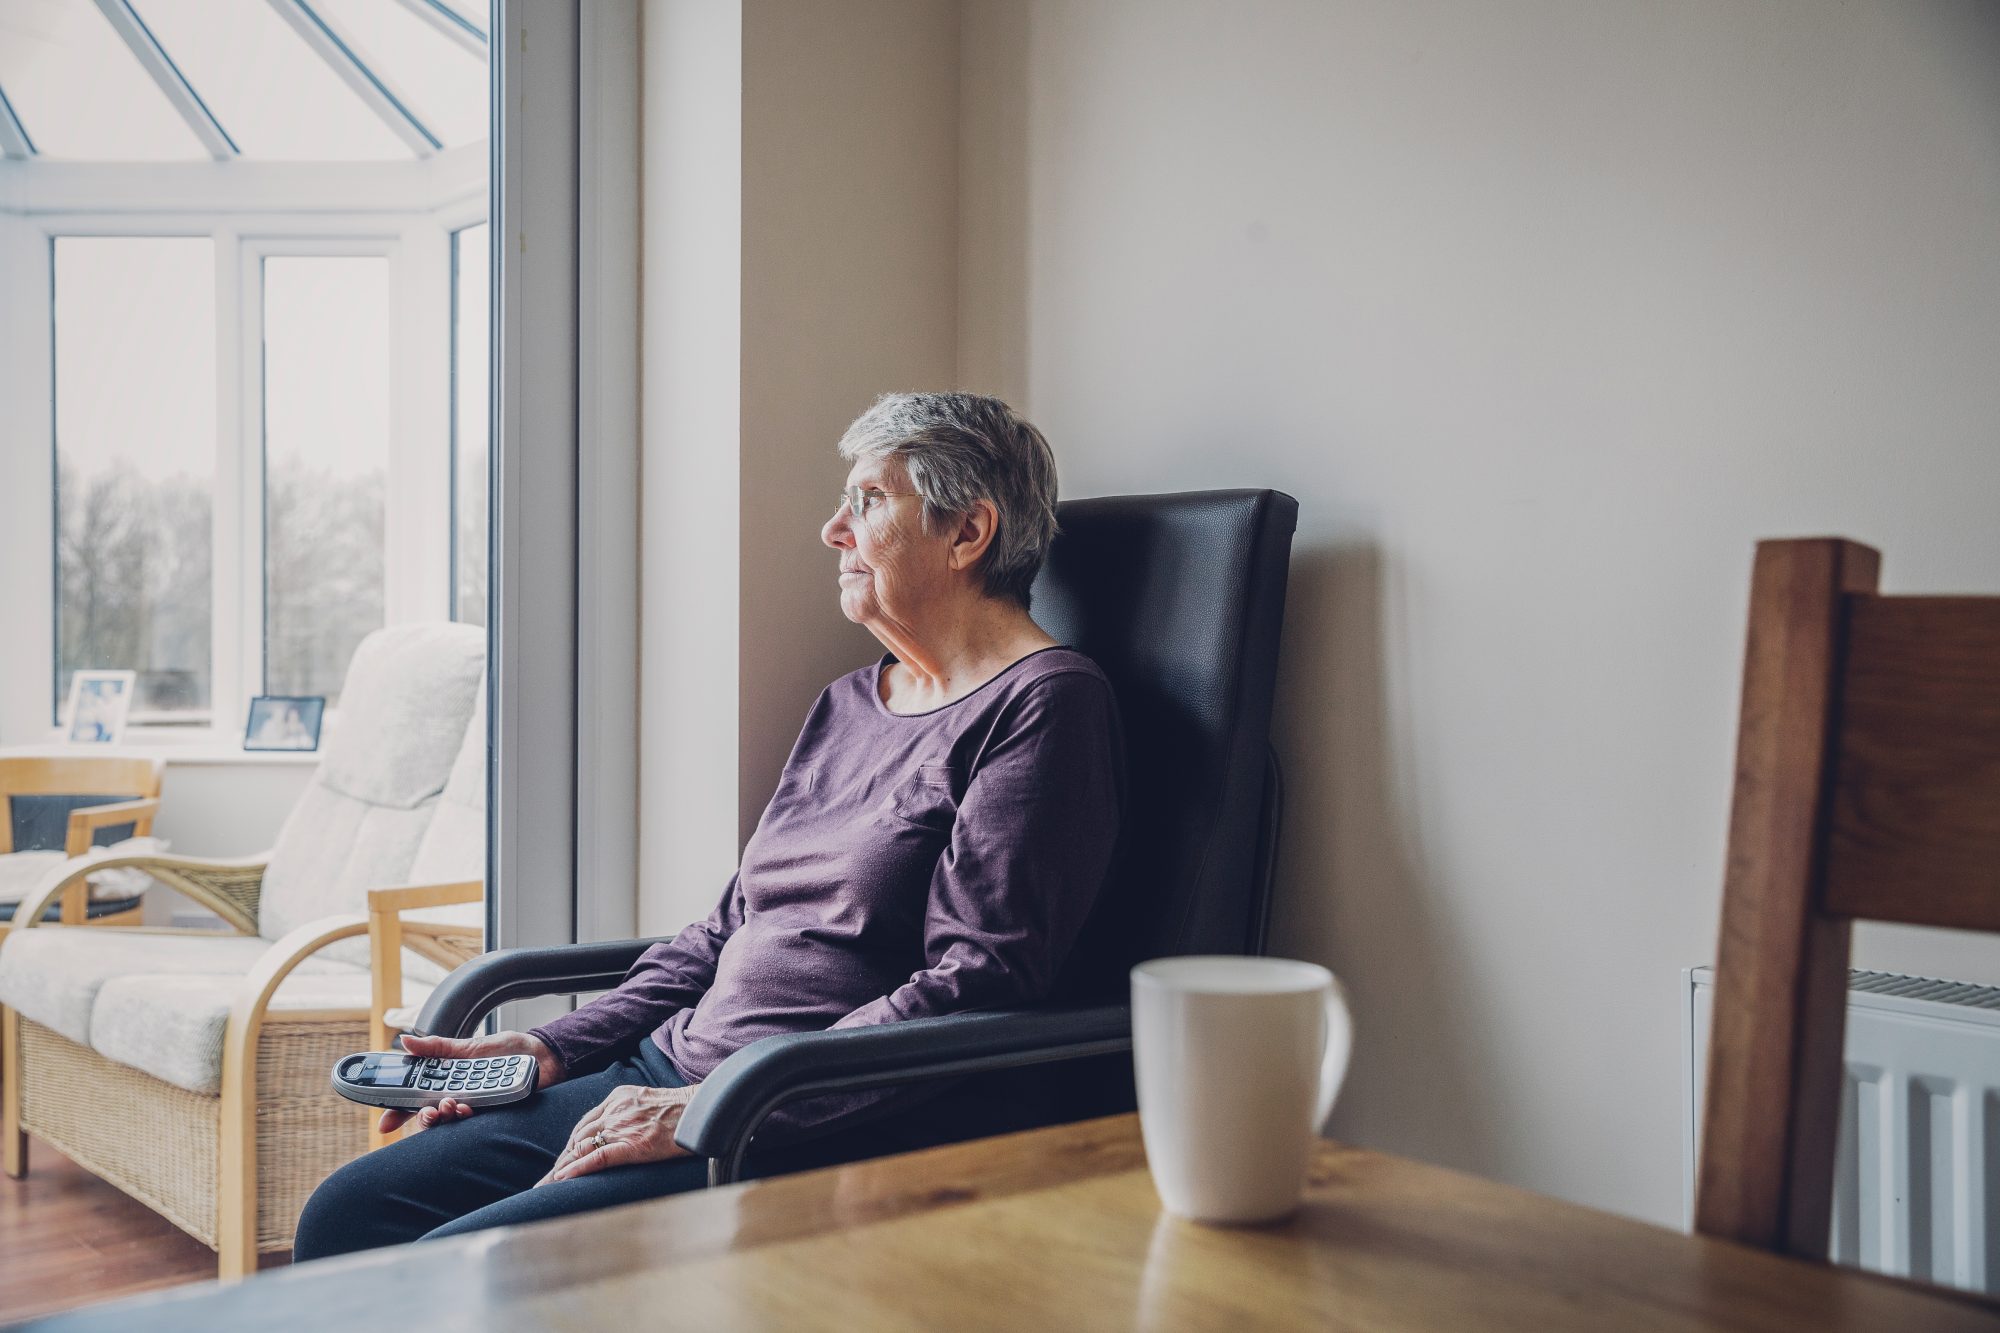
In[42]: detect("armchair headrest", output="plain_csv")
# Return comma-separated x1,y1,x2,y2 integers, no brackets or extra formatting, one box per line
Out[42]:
1032,489,1298,979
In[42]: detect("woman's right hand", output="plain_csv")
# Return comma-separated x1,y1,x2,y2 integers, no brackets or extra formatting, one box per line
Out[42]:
378,1031,565,1136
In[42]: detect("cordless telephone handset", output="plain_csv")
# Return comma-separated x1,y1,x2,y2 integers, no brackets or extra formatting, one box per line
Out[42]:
331,1050,537,1110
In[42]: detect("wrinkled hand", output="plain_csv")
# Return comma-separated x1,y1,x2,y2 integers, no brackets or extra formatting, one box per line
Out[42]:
378,1031,566,1136
535,1083,700,1187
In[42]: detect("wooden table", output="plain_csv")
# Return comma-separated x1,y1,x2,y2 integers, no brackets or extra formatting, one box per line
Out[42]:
26,1116,1999,1331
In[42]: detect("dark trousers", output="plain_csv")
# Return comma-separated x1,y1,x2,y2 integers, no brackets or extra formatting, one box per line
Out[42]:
294,1040,901,1262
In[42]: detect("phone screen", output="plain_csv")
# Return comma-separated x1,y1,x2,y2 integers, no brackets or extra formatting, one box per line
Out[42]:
353,1054,416,1088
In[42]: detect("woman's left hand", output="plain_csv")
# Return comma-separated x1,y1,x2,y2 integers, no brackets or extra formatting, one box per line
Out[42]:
535,1083,701,1187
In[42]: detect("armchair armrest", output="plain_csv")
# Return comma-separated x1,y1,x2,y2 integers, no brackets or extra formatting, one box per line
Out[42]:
9,852,267,935
218,912,371,1269
367,881,485,1060
62,797,161,857
675,1003,1133,1186
410,937,676,1040
367,881,484,916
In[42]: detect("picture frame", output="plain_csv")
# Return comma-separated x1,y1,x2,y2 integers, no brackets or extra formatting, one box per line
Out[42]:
64,670,137,745
244,695,326,752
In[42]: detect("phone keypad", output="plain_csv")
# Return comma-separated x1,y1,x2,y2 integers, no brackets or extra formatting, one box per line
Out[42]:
415,1055,529,1094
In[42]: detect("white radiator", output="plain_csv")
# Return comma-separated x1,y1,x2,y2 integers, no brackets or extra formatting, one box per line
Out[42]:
1683,966,2000,1295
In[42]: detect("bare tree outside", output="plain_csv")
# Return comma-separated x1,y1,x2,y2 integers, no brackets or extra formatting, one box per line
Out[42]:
265,456,386,702
57,455,387,719
261,253,391,706
56,460,212,721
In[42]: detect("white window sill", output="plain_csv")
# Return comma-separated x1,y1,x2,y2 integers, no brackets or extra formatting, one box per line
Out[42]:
0,740,322,767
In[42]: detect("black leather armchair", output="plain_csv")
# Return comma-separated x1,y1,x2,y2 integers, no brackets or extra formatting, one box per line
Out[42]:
412,488,1299,1186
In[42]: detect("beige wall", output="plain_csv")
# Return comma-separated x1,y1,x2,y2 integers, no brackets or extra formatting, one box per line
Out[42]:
637,0,960,935
739,0,963,847
956,0,2000,1227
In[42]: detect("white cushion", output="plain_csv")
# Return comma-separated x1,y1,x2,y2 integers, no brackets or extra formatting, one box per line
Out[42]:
0,853,69,907
91,968,434,1096
260,787,435,945
396,677,488,985
314,625,487,813
0,838,173,908
0,929,349,1048
76,837,173,898
258,623,485,949
406,673,486,887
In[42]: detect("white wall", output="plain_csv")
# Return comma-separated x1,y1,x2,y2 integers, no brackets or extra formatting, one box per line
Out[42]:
957,0,2000,1227
146,758,313,859
638,0,744,937
138,757,313,924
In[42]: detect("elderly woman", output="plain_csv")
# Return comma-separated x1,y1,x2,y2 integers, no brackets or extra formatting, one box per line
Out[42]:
295,393,1123,1257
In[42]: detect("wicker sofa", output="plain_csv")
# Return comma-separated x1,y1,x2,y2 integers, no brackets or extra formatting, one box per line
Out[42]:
0,624,487,1278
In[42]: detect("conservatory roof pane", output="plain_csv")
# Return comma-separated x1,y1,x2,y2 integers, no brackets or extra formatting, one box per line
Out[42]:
316,0,487,149
0,0,205,160
134,0,410,160
442,0,487,35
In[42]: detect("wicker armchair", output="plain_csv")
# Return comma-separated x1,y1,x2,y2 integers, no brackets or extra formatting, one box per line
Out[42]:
0,625,487,1279
0,755,167,939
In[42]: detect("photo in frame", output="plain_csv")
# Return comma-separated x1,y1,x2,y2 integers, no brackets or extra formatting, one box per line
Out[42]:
244,695,326,752
64,670,137,744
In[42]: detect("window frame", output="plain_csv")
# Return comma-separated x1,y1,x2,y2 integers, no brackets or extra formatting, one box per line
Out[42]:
0,172,485,747
444,209,489,625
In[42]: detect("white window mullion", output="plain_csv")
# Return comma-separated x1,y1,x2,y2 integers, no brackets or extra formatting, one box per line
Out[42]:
238,240,269,718
211,223,249,742
0,217,54,744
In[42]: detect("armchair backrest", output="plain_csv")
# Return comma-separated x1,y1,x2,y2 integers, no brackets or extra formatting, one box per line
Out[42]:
0,756,163,855
257,624,486,944
1031,489,1298,995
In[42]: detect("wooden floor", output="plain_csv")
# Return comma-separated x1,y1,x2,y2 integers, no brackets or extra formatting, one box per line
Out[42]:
0,1138,287,1323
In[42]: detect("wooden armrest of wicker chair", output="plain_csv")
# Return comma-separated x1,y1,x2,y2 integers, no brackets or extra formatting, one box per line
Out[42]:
62,797,163,858
364,880,484,1146
7,852,268,935
215,912,372,1277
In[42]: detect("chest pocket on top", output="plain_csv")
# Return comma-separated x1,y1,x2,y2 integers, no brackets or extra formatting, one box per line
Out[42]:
888,765,961,833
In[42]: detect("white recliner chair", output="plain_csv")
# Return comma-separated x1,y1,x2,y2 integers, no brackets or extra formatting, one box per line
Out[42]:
0,623,486,1278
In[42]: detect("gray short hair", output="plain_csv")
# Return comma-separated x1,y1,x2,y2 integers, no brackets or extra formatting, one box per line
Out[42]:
837,392,1059,607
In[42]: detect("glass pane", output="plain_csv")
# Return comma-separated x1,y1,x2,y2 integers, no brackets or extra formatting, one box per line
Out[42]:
451,223,490,626
316,0,489,149
133,0,411,160
439,0,489,37
0,0,205,160
263,255,389,705
54,237,215,722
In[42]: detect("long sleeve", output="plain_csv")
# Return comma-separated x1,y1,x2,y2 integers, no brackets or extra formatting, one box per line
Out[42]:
529,874,746,1076
764,673,1123,1136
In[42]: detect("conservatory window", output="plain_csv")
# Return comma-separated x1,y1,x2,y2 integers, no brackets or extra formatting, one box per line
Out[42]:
53,236,217,724
261,254,392,706
1,0,490,745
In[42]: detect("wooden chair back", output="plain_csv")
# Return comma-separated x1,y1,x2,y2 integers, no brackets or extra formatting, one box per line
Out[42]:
0,757,165,855
1696,537,2000,1263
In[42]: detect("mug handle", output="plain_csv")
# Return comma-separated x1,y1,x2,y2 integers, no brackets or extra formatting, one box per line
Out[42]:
1314,976,1354,1130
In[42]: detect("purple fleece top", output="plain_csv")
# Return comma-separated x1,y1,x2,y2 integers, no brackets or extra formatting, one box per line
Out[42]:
531,646,1123,1138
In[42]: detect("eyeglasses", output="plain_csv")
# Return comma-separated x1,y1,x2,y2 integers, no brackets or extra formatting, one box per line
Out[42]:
836,486,920,520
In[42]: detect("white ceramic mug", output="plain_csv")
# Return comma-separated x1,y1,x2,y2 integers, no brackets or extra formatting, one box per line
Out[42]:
1131,955,1352,1223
